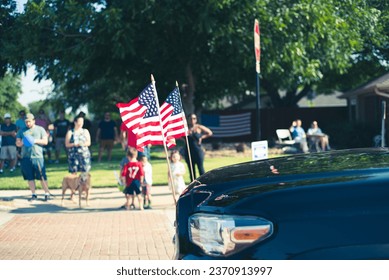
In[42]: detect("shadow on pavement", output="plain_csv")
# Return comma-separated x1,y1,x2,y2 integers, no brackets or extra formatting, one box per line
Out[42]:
1,186,175,216
9,204,174,215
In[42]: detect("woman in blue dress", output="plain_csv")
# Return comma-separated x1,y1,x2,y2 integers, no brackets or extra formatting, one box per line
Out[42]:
65,115,91,174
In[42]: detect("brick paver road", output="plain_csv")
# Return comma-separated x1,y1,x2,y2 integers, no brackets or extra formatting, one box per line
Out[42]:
0,187,176,260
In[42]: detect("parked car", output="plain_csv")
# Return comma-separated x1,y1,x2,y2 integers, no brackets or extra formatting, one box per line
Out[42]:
174,148,389,260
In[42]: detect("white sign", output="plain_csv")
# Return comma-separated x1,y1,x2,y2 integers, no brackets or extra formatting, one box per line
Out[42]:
251,140,268,160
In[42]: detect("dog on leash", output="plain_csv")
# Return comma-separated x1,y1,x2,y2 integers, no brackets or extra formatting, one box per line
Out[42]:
61,172,91,207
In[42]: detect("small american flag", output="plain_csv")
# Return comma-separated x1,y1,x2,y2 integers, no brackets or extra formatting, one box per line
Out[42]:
160,87,187,148
116,83,164,151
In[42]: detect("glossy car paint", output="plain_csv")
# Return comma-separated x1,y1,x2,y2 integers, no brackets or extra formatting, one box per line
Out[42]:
175,148,389,259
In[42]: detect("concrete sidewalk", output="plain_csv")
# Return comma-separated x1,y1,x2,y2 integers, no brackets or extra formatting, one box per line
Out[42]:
0,186,176,260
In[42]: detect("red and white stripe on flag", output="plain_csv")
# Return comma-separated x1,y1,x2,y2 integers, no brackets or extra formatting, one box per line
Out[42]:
116,84,188,151
163,112,187,148
254,19,260,62
116,83,164,151
254,19,261,73
116,97,147,133
160,87,187,148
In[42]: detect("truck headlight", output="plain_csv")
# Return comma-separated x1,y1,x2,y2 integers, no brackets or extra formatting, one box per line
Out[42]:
189,214,273,256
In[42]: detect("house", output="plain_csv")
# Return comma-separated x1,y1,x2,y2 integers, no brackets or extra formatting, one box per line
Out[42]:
202,91,347,143
340,72,389,124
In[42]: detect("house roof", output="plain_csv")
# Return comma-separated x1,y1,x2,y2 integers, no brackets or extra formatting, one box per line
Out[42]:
297,91,346,108
225,91,346,110
340,72,389,99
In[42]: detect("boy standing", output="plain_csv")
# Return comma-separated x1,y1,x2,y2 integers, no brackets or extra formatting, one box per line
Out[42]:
121,148,144,210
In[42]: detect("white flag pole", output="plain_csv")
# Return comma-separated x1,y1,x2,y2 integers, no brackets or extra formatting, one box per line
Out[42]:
151,74,177,204
176,81,194,182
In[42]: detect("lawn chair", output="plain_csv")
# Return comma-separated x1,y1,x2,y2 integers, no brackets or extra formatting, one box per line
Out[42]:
275,129,298,154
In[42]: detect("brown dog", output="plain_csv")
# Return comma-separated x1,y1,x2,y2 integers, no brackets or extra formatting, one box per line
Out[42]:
61,173,91,207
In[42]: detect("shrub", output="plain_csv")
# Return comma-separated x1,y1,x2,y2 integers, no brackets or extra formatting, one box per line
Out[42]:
325,121,380,149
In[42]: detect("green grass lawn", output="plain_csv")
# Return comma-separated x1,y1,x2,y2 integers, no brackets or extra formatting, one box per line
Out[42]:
0,144,252,190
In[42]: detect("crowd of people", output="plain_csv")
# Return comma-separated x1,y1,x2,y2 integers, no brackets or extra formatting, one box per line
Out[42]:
0,111,214,207
0,110,97,201
1,108,334,206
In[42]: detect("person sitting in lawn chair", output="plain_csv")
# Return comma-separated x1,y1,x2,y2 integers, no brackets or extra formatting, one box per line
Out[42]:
289,119,309,153
307,121,331,152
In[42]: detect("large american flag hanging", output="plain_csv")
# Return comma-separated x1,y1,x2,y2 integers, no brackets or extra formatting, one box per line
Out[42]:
116,83,164,151
160,87,187,148
201,112,252,138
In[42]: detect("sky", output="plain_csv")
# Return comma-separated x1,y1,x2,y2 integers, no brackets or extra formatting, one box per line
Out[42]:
18,67,88,116
18,66,53,107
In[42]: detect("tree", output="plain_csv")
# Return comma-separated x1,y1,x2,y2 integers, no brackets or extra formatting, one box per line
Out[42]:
316,0,389,94
0,72,25,121
6,0,389,113
0,0,18,76
259,0,388,106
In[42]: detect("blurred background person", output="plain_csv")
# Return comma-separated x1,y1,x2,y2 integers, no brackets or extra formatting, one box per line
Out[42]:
16,113,51,201
0,113,17,174
15,110,27,167
307,120,331,151
289,119,309,153
96,112,118,162
35,109,52,162
65,115,91,174
15,110,27,131
184,114,213,181
53,111,71,163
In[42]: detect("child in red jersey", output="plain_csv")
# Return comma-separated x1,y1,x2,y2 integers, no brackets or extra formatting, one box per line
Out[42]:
121,147,144,210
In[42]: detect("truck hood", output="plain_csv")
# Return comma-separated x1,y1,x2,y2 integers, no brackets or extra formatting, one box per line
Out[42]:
183,148,389,208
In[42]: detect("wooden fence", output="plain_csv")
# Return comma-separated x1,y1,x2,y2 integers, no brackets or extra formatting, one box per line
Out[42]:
202,107,348,146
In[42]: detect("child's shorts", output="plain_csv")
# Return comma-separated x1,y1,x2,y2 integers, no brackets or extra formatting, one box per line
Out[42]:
123,180,141,195
142,185,151,195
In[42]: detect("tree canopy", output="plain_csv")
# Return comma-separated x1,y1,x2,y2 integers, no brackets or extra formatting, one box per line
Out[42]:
0,72,24,121
1,0,388,113
0,0,18,76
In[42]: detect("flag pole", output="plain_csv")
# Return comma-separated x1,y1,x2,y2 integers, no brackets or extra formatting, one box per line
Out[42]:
176,81,194,182
151,74,177,205
254,19,261,141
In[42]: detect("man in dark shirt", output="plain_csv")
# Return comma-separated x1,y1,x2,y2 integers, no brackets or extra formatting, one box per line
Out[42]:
96,112,118,162
53,111,71,163
0,113,17,174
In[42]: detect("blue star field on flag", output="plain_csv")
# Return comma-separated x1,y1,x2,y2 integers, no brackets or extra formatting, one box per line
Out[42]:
164,88,183,116
138,84,159,119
